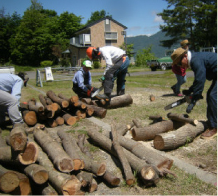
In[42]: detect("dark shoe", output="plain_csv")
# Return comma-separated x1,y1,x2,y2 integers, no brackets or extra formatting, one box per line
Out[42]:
171,86,176,94
95,94,110,101
201,128,217,139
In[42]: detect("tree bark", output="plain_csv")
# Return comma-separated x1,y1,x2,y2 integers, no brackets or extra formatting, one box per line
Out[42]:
57,129,85,170
30,138,82,195
167,112,198,125
153,121,207,151
106,94,133,109
62,113,77,126
111,125,135,185
24,163,48,184
0,164,20,193
87,105,107,118
46,90,69,108
101,170,120,186
131,120,184,141
34,129,74,173
9,125,27,151
87,129,160,186
103,130,173,171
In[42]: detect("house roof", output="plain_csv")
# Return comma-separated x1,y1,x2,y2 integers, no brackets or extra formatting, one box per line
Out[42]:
75,16,127,34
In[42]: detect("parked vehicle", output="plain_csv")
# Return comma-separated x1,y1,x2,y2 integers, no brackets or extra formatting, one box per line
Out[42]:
147,56,172,71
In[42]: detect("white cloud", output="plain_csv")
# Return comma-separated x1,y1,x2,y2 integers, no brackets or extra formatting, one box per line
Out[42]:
152,11,164,23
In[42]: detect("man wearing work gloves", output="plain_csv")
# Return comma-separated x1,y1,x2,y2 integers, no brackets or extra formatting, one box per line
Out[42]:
171,47,217,139
86,46,130,100
0,72,29,128
72,60,97,99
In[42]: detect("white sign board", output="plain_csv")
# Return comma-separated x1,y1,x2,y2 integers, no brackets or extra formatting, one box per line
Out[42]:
44,67,54,81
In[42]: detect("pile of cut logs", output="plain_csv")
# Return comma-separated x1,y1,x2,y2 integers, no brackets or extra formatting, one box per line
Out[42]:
21,90,133,127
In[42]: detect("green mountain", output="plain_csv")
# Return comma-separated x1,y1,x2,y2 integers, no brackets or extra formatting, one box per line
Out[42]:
127,31,180,58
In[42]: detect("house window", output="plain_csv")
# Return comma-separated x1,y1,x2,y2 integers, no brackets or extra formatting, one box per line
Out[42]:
105,32,118,40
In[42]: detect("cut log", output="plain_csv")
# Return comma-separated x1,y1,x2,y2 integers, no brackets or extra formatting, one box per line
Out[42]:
9,124,27,151
131,120,185,141
81,98,92,105
57,129,84,170
41,183,58,195
87,129,160,186
18,141,38,165
101,170,120,186
153,121,207,150
71,95,79,104
62,113,77,126
103,129,173,171
87,105,107,118
47,118,58,128
55,116,64,126
86,105,94,117
34,129,74,173
0,134,7,147
47,90,69,108
111,125,135,185
22,110,37,126
89,178,98,193
39,94,48,108
29,137,82,195
167,112,198,126
150,94,155,101
77,134,92,158
24,163,48,184
132,119,142,128
0,165,20,193
58,93,70,101
106,94,133,109
76,171,93,188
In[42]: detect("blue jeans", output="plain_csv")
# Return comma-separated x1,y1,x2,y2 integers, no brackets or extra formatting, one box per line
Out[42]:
104,56,130,94
207,79,217,128
173,74,187,93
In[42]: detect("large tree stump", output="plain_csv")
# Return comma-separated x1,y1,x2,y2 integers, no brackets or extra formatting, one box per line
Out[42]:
106,94,133,109
131,120,185,141
9,125,27,151
111,125,135,185
34,129,74,173
153,121,207,150
87,129,160,186
167,112,198,126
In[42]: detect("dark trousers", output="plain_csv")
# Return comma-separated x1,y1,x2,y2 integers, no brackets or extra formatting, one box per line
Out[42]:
104,56,130,94
207,79,217,128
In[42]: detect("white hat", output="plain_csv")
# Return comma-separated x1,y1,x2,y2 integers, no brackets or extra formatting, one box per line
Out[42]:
83,60,92,68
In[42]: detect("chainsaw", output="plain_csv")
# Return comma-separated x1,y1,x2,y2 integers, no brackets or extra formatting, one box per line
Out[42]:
164,95,193,111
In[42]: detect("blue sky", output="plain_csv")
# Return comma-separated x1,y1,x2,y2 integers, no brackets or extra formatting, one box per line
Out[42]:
0,0,168,37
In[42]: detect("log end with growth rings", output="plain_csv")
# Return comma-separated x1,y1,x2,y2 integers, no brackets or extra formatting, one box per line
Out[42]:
59,159,74,173
33,171,49,184
97,163,106,176
153,135,165,150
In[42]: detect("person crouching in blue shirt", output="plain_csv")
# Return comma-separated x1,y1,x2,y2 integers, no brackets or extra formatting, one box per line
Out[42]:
72,60,97,99
171,48,217,139
0,72,29,128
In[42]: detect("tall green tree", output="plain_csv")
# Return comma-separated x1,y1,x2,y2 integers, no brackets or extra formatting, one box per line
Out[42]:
86,10,112,25
158,0,217,50
135,46,156,67
0,10,21,64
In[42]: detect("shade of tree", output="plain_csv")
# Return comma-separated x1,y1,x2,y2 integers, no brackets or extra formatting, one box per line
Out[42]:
158,0,217,50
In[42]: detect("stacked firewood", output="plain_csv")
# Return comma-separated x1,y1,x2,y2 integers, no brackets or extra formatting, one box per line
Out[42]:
21,91,133,128
0,117,177,195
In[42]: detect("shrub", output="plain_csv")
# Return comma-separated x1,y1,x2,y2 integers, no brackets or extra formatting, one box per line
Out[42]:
40,60,53,67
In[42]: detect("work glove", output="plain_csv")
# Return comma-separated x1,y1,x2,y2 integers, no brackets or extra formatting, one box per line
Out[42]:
186,94,203,113
87,87,94,97
182,89,192,96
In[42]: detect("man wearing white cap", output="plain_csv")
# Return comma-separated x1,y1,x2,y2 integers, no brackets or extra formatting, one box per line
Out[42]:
72,60,97,98
171,47,217,139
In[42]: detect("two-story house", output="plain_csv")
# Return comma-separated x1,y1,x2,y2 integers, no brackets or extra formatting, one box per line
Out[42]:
69,16,127,67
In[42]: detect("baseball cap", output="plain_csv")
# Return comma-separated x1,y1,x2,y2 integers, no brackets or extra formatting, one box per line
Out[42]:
82,60,92,68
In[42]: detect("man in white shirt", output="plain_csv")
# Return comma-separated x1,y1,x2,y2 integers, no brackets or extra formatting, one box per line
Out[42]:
86,46,130,100
0,72,29,127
